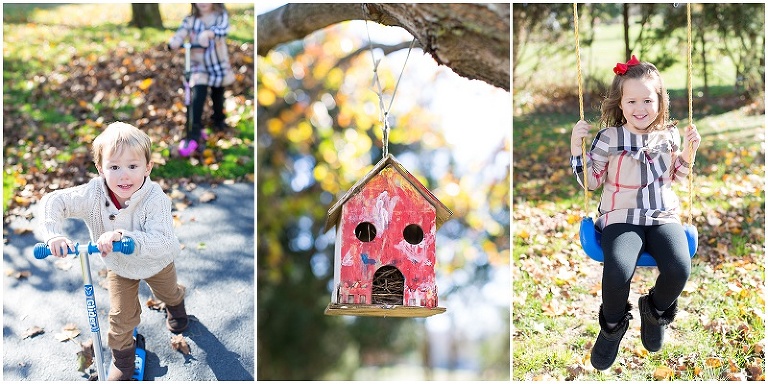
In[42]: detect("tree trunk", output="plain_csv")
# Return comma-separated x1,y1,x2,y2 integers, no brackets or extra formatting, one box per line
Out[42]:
623,4,630,60
130,3,163,29
257,3,510,91
698,28,709,98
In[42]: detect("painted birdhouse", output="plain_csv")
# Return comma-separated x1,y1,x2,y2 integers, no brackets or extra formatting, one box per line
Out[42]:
323,154,452,317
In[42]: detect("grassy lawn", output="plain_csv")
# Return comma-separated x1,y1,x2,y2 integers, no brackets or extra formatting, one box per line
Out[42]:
3,3,255,214
514,11,742,114
513,10,765,380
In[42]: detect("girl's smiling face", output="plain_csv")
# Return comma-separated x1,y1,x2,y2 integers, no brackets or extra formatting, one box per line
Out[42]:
620,77,660,133
98,147,152,205
195,3,214,14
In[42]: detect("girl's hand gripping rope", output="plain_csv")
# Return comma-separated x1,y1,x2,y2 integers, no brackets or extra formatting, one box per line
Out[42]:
571,119,592,157
681,124,701,163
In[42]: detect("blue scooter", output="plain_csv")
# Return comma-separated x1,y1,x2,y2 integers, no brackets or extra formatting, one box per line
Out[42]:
34,239,146,381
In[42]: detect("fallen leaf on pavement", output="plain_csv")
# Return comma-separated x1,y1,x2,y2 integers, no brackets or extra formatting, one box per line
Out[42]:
13,226,33,235
146,298,166,311
54,258,74,271
55,323,81,341
171,334,191,355
77,339,94,373
169,189,186,200
199,190,216,203
7,268,31,280
22,326,45,339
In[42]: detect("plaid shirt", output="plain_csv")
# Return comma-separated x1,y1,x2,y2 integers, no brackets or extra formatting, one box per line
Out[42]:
172,11,234,87
571,125,691,230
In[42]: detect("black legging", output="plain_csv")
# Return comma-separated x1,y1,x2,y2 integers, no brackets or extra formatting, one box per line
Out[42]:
188,85,226,140
601,223,691,323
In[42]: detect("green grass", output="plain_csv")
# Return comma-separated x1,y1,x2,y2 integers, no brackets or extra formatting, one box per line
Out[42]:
514,13,740,110
3,170,15,213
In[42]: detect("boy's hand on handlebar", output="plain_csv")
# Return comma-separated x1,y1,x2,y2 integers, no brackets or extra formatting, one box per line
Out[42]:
96,230,123,257
47,236,75,258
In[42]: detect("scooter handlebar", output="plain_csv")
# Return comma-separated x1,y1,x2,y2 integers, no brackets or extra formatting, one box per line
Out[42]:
167,43,205,50
33,238,135,259
183,42,205,49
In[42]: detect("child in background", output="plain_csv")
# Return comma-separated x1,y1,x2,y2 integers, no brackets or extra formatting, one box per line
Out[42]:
570,55,701,370
37,122,188,380
168,3,235,157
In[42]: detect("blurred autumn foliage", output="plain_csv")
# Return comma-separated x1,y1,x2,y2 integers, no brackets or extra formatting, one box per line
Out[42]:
257,22,509,379
3,8,255,221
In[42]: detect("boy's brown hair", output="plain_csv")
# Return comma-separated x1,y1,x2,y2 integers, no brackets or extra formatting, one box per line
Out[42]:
91,122,152,167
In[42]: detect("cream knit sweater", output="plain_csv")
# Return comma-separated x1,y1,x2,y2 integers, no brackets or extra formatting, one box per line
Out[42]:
36,176,179,280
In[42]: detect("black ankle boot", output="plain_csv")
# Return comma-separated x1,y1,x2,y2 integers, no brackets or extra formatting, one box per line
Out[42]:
591,302,632,370
638,289,677,352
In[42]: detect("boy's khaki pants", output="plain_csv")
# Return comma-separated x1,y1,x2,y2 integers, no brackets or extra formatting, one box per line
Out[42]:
107,262,185,350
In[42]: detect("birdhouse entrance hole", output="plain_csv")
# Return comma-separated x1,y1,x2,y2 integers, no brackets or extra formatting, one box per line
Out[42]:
355,221,376,242
371,266,404,305
403,224,424,244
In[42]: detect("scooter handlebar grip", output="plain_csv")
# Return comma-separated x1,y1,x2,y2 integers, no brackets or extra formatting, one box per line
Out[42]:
86,238,135,255
33,242,77,259
104,238,134,255
34,238,135,259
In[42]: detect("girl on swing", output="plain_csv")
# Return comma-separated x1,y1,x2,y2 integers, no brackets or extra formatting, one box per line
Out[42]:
570,55,701,370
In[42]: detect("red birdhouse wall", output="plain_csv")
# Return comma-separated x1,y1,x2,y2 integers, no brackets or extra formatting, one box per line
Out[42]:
333,165,439,308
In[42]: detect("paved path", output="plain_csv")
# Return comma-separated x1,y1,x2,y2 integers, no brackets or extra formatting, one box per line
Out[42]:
3,183,254,381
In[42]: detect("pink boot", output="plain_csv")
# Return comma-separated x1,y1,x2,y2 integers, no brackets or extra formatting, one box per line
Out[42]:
178,139,198,157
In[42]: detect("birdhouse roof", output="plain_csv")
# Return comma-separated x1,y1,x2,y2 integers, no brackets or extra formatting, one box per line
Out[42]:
324,154,453,233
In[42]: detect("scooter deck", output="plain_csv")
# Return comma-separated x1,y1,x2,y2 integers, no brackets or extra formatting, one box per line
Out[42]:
132,329,146,381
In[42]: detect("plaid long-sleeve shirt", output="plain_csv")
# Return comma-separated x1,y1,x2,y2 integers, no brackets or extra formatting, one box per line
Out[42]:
571,125,692,231
171,11,234,88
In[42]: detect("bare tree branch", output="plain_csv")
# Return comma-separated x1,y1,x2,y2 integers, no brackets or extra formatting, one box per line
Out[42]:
258,3,510,91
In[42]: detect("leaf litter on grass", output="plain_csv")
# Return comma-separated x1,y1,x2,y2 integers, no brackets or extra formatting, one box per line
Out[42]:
3,39,254,224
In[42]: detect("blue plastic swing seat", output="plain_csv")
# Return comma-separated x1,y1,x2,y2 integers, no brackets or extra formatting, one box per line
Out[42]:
579,217,698,267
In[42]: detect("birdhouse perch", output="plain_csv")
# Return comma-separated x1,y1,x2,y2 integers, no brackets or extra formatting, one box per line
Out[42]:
324,154,452,317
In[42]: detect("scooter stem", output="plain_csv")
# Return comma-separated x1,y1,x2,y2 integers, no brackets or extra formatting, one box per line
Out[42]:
80,249,107,381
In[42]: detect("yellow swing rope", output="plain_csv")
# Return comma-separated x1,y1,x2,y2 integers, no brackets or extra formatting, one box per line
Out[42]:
573,3,696,224
686,3,695,226
573,3,588,214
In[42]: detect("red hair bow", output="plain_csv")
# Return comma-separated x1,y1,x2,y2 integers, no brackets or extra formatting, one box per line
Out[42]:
613,55,640,75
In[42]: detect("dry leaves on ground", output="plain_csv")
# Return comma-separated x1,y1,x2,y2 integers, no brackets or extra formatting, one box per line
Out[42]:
6,268,31,280
146,297,166,311
55,323,81,342
21,326,45,339
171,334,191,355
77,339,94,373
